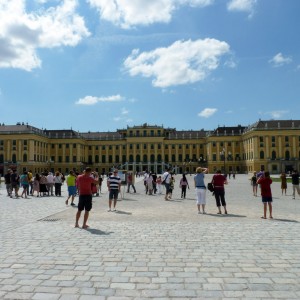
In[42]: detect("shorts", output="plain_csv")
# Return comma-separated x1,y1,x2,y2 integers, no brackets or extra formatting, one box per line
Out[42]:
109,189,119,200
262,196,272,203
68,186,77,196
22,184,29,189
78,195,92,211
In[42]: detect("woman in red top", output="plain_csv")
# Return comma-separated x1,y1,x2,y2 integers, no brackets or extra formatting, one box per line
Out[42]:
211,169,228,214
257,171,273,219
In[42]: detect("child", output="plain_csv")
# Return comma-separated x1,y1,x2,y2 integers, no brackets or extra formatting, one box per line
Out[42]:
257,171,273,219
168,176,175,200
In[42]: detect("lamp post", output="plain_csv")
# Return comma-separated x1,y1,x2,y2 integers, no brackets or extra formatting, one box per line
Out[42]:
220,148,226,174
47,159,54,173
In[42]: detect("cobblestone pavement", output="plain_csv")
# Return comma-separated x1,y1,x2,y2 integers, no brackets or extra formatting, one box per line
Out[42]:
0,174,299,299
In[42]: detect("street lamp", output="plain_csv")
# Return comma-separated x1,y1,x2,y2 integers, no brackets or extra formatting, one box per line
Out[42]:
220,148,226,174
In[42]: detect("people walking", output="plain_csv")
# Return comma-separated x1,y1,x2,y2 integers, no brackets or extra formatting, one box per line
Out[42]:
54,171,62,196
107,169,121,212
156,176,163,194
257,171,273,219
291,170,300,199
47,172,54,196
180,173,189,199
280,172,287,196
66,170,77,206
4,169,12,197
32,174,40,197
10,169,20,198
251,171,258,196
75,167,99,229
162,169,172,200
194,167,208,214
127,172,136,193
211,169,228,214
20,171,29,198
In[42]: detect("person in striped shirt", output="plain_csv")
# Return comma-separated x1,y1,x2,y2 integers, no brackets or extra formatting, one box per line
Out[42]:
107,169,121,212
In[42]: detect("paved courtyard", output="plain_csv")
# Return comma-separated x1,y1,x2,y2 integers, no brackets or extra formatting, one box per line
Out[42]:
0,174,299,299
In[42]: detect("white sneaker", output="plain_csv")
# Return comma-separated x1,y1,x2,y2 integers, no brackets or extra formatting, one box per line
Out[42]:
107,209,111,212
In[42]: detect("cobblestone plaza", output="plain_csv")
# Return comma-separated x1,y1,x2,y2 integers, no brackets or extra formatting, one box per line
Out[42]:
0,174,300,299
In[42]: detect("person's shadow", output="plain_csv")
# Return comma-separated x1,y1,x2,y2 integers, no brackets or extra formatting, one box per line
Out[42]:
115,210,132,215
86,228,113,235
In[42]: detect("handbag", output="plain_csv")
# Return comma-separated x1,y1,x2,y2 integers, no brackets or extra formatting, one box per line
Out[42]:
207,182,214,192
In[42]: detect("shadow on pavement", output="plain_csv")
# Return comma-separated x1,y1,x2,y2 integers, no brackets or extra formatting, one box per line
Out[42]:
207,213,247,218
115,210,132,215
273,218,299,223
86,228,113,235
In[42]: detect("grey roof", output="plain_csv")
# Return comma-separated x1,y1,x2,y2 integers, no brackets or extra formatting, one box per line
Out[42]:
247,120,300,130
209,125,246,136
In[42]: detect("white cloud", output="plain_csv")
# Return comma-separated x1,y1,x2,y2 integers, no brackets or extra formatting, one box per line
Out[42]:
227,0,257,17
76,94,124,105
269,53,292,67
87,0,214,29
121,107,129,115
124,38,230,88
198,108,217,118
0,0,90,71
267,110,289,118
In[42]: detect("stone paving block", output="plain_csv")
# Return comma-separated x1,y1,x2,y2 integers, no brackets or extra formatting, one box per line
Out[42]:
4,292,33,299
32,293,61,300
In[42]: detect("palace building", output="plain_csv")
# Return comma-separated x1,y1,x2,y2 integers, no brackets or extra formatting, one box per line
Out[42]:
0,120,299,175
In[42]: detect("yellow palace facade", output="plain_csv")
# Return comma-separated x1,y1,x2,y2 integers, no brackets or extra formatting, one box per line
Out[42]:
0,120,299,175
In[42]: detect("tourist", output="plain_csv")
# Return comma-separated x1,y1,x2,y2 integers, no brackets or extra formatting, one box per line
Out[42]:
10,169,20,198
162,169,172,200
194,167,208,214
54,171,62,196
127,172,136,193
28,170,33,195
39,172,48,196
257,171,273,219
211,169,228,214
32,174,40,197
20,171,29,198
46,172,54,196
146,173,154,195
291,170,300,199
107,169,121,212
4,169,12,197
75,167,99,229
280,172,287,196
168,175,175,200
251,171,258,196
156,175,163,194
180,173,189,199
66,170,77,206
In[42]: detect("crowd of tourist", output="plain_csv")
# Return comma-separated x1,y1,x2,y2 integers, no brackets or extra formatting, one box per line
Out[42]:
2,166,300,228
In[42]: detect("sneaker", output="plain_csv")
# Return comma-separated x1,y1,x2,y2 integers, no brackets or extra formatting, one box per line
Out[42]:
113,209,117,212
198,211,201,214
71,203,75,206
203,211,206,214
107,209,111,212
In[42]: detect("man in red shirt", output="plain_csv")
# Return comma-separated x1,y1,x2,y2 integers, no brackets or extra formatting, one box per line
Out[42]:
257,171,273,219
75,167,99,229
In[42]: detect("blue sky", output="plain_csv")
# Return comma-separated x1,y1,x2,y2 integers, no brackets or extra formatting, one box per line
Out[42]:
0,0,299,132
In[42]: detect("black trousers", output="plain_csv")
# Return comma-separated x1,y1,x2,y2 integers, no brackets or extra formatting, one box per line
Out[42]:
214,189,226,207
181,186,187,198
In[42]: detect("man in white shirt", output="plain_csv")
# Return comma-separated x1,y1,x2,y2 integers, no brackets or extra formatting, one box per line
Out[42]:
162,169,171,200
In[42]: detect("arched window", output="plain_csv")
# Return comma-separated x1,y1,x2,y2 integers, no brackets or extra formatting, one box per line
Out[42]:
88,155,92,164
285,150,290,160
150,154,155,163
165,154,169,162
102,155,106,163
129,155,134,163
12,153,17,163
115,155,120,163
260,151,264,159
0,154,3,163
271,151,276,160
136,155,140,163
95,155,99,163
143,154,147,163
172,154,176,162
23,153,28,162
157,154,162,162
